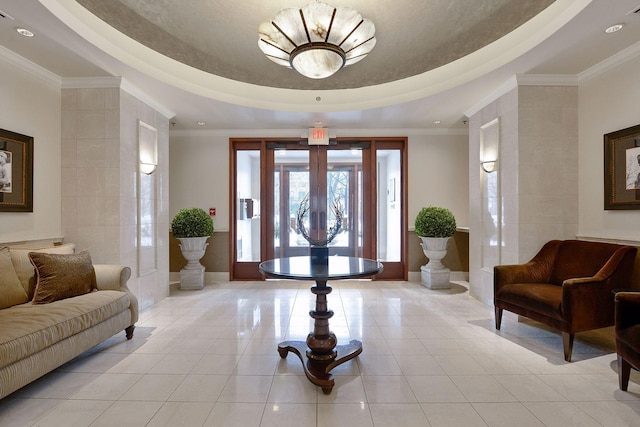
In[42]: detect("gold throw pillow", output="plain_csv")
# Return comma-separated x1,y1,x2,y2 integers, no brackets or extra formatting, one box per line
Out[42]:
29,251,96,304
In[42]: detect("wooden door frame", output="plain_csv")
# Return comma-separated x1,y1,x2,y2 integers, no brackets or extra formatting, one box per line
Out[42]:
229,137,408,281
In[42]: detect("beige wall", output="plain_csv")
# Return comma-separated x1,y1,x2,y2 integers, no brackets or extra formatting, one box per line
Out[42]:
169,133,230,231
578,56,640,242
0,54,62,242
407,134,469,227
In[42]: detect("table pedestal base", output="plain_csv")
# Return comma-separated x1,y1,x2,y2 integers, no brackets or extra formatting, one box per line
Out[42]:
278,339,362,394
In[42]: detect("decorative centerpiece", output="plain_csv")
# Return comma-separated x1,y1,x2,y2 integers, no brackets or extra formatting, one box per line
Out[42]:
415,206,456,289
171,207,214,290
296,194,343,264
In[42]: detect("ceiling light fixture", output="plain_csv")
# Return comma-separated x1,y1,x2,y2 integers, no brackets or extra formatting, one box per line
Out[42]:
604,23,624,33
15,27,34,37
258,2,376,79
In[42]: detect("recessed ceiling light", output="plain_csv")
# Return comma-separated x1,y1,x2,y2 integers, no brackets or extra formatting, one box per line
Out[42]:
196,121,205,126
604,23,624,34
433,120,441,124
15,27,34,37
313,121,323,127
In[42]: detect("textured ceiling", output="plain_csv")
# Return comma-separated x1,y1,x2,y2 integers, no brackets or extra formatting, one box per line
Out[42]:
2,0,640,130
75,0,555,90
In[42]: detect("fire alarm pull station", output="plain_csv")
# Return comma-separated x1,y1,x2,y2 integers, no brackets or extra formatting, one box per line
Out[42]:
209,208,216,216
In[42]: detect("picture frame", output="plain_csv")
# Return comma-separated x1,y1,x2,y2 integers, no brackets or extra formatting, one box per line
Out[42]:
0,129,33,212
604,124,640,210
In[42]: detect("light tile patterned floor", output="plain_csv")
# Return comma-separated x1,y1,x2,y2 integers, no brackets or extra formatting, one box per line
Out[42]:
2,280,640,426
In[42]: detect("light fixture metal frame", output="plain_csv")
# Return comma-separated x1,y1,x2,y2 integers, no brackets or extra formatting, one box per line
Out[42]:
258,2,376,79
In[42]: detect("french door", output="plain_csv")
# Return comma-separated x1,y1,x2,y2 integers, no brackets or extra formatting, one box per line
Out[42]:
272,143,363,258
230,137,407,280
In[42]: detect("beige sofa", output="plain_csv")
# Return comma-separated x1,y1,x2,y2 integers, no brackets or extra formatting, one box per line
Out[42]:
0,243,138,399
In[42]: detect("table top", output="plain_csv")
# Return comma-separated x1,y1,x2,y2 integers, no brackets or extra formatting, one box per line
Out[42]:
259,256,383,281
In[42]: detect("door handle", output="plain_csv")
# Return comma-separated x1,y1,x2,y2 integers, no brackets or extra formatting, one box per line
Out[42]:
320,211,326,230
311,211,317,230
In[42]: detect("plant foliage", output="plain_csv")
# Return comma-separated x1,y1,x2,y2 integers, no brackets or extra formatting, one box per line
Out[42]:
414,206,456,238
171,207,214,238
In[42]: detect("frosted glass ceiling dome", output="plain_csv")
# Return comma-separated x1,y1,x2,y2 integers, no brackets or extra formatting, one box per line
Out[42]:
258,2,376,79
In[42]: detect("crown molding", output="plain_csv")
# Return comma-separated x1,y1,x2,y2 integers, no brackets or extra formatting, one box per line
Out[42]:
61,76,175,119
466,40,640,118
464,76,518,118
61,76,121,88
0,45,61,87
578,40,640,84
515,74,578,86
120,78,175,119
464,74,579,118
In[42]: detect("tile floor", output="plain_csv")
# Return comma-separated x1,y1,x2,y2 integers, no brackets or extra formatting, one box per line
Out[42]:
1,280,640,426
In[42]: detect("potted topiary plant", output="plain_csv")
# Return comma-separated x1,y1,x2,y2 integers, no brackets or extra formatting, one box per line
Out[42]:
171,207,214,290
414,206,456,289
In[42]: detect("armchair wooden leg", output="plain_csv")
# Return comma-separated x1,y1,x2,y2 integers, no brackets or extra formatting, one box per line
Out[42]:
562,332,574,362
495,307,503,330
618,354,631,391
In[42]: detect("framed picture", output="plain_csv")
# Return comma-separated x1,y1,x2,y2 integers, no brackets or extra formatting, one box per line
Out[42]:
604,124,640,210
0,129,33,212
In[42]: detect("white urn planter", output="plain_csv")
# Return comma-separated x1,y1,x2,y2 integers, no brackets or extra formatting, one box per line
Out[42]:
419,236,451,289
178,236,209,290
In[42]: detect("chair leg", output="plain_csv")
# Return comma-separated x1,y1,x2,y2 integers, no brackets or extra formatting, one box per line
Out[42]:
618,354,631,391
125,325,135,340
562,332,574,362
495,307,503,330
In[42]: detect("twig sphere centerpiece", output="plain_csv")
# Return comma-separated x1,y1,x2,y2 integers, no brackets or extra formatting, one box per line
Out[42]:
296,193,343,264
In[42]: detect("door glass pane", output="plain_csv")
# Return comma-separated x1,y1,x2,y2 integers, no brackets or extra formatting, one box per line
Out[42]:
236,150,261,262
377,149,401,262
275,150,309,257
327,149,362,256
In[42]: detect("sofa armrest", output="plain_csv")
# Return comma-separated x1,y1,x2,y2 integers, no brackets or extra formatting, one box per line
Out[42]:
94,264,131,291
94,264,138,325
561,245,636,314
616,292,640,332
594,246,637,282
562,276,614,330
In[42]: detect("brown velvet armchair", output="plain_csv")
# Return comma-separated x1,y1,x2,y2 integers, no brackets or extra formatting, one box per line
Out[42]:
494,240,637,362
615,291,640,390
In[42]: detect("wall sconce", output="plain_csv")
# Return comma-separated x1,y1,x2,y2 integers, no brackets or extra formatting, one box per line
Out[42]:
139,162,157,175
480,160,497,173
139,121,158,175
